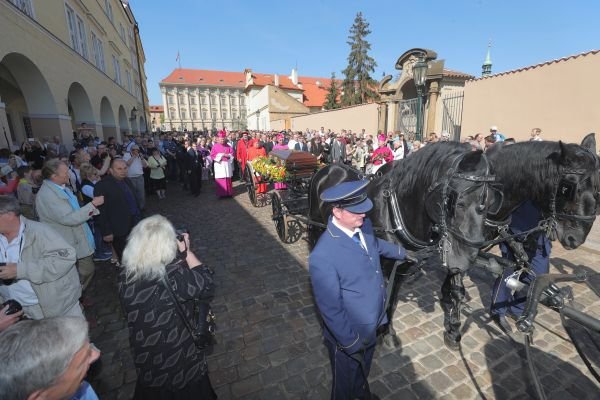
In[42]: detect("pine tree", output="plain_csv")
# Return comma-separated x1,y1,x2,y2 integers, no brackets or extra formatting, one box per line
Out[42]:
323,72,340,110
341,12,379,106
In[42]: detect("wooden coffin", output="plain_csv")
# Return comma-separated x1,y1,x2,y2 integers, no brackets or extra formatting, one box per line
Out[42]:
270,149,318,178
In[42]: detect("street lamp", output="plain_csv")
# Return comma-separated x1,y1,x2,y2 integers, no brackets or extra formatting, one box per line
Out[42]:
412,56,428,141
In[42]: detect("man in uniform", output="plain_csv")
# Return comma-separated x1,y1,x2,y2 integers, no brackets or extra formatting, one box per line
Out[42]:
490,200,551,334
309,180,410,399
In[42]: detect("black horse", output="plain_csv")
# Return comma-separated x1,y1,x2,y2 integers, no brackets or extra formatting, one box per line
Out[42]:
485,134,598,250
308,142,500,348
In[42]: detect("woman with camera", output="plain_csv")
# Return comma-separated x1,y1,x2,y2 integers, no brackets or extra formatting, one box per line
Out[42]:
119,215,217,400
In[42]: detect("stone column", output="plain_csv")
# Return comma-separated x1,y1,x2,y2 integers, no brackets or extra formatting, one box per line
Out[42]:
29,114,73,149
425,81,440,135
0,100,12,149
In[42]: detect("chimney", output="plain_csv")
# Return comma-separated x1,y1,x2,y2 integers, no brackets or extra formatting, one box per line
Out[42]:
244,68,253,87
274,74,279,87
290,68,298,85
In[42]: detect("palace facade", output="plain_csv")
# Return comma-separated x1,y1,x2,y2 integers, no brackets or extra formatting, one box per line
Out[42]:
0,0,149,147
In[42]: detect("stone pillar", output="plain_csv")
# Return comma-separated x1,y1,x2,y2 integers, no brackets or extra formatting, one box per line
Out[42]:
29,114,73,148
425,81,440,135
390,101,399,133
377,102,387,134
0,100,12,149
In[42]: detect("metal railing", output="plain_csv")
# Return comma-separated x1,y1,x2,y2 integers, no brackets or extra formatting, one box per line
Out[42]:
441,91,465,141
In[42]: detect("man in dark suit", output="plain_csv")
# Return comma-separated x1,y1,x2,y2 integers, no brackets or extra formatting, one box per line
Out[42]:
309,180,409,400
264,134,276,154
94,159,141,261
184,140,203,197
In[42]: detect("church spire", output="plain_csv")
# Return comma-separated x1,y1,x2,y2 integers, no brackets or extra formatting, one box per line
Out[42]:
482,41,492,77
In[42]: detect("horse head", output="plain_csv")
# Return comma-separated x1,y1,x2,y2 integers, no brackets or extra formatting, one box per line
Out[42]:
546,134,598,249
423,147,498,269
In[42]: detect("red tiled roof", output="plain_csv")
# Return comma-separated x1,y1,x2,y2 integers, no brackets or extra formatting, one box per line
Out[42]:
443,68,474,79
149,105,164,112
160,68,342,108
299,76,344,108
469,49,600,81
249,73,303,91
161,69,245,87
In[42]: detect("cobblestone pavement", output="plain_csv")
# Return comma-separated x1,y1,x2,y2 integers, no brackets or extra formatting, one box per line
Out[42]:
86,181,600,399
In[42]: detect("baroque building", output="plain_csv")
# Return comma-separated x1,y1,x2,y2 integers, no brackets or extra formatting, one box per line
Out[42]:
160,68,340,132
160,69,248,132
0,0,149,147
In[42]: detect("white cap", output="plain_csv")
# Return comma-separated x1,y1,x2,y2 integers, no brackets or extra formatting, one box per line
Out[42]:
490,125,498,131
441,131,450,137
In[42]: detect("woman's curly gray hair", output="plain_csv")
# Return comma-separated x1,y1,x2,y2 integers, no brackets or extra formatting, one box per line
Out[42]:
122,214,178,282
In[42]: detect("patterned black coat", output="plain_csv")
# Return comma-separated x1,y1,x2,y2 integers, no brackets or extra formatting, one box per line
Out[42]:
119,258,214,390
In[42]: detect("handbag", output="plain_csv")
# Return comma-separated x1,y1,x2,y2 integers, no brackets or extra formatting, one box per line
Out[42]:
161,273,216,350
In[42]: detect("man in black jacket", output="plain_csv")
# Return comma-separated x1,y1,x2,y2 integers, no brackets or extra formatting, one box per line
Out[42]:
184,140,203,197
94,159,141,261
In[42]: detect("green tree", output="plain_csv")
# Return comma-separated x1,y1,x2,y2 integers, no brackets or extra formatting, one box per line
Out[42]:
341,12,379,106
323,72,340,110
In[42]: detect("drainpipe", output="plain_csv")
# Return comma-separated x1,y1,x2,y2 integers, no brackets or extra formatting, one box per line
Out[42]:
133,23,148,132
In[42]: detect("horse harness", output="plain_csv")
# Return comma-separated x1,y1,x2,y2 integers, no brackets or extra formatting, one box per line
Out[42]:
374,152,500,267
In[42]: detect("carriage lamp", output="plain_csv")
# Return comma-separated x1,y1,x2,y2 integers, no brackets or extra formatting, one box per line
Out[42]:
412,56,428,141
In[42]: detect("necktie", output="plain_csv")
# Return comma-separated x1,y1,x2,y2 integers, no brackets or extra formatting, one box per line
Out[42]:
352,232,365,251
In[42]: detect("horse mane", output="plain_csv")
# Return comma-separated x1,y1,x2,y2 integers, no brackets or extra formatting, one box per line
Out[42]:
487,141,597,202
391,142,475,192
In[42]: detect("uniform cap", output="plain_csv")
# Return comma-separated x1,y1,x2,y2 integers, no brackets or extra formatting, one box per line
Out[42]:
320,179,373,214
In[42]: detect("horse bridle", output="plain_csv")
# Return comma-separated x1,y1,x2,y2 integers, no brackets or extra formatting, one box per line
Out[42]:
548,166,598,224
378,152,498,266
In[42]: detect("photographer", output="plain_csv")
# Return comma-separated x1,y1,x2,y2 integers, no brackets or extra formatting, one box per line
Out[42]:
119,215,217,399
90,143,112,176
0,195,82,319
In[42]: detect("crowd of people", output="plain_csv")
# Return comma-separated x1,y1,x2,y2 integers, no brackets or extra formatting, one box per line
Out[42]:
0,121,550,399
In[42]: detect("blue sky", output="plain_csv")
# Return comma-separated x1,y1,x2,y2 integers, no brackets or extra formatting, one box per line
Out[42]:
129,0,599,105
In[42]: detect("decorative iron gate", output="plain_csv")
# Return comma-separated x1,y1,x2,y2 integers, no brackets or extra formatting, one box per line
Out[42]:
396,98,421,141
441,91,464,141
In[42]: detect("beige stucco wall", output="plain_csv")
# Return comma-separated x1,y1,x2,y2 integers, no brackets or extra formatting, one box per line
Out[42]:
0,0,147,147
462,51,600,142
290,103,379,134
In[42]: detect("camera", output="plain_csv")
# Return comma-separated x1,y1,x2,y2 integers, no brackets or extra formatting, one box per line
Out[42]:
2,299,22,315
175,228,188,242
0,262,13,285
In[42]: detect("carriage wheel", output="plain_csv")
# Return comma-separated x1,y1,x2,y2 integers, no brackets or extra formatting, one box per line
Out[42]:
284,219,303,244
271,193,287,242
244,167,257,207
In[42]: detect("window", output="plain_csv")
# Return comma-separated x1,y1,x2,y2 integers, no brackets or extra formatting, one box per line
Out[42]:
220,96,226,105
241,110,246,118
90,32,105,71
179,95,185,104
211,111,217,120
190,97,196,105
200,96,206,105
135,84,141,101
65,5,80,54
202,110,207,119
240,97,245,106
192,110,197,119
104,0,113,23
125,70,132,93
231,97,237,106
169,108,176,119
222,111,228,120
233,113,238,120
168,96,174,104
212,95,217,104
181,109,187,119
112,55,121,85
10,0,34,18
76,16,88,59
119,23,126,43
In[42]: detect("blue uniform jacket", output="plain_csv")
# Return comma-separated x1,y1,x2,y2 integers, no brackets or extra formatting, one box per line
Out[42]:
309,217,406,354
499,200,551,258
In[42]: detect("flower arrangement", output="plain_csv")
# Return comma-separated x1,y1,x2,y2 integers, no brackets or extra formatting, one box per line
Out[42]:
251,157,289,183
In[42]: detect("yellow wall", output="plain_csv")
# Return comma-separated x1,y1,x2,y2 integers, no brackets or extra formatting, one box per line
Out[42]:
462,51,600,142
0,0,148,147
290,103,380,134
